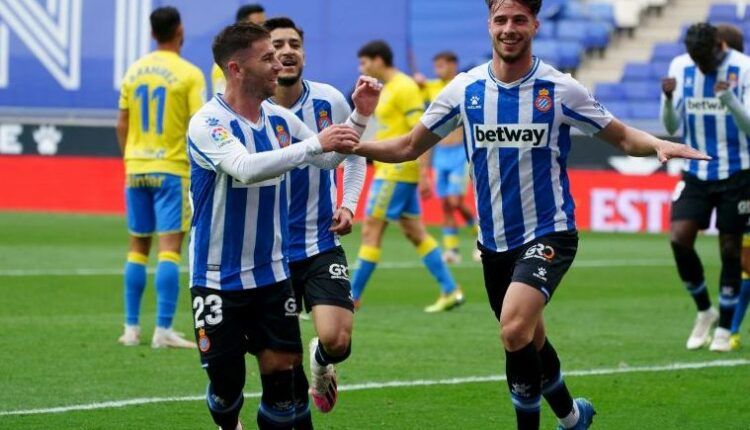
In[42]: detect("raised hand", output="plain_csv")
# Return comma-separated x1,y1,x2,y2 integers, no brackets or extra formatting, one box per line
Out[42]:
714,80,731,94
352,75,383,117
661,77,676,98
318,124,359,153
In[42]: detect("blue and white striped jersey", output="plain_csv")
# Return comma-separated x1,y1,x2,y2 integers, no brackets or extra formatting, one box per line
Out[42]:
421,58,613,252
267,80,353,262
187,95,318,290
663,49,750,180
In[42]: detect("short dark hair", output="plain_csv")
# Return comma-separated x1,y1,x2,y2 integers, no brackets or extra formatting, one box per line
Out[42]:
236,4,265,23
716,23,744,52
150,6,181,43
358,40,394,67
212,23,270,71
685,22,718,52
485,0,542,16
264,16,304,41
433,51,458,63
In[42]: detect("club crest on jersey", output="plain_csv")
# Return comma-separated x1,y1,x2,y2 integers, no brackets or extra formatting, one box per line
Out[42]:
210,126,232,147
275,125,290,147
198,329,211,353
729,73,738,85
534,88,553,113
317,110,331,130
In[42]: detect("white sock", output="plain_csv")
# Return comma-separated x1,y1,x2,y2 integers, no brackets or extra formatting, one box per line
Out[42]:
559,400,580,429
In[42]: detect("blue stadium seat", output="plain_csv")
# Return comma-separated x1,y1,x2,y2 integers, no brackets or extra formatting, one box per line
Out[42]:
560,1,587,20
557,20,593,49
557,41,583,70
628,101,661,120
651,42,684,62
622,63,652,81
594,82,623,102
623,82,660,101
708,3,743,22
537,20,557,40
650,61,671,79
601,101,631,119
586,21,611,50
539,0,568,20
533,40,562,68
587,2,616,27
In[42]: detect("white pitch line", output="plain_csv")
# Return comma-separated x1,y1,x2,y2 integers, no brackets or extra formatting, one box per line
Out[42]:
0,259,678,277
1,359,747,417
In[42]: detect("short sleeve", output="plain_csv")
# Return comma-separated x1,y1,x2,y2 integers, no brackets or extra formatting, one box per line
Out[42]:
560,77,614,136
187,114,247,171
420,77,464,139
398,82,426,129
188,68,208,116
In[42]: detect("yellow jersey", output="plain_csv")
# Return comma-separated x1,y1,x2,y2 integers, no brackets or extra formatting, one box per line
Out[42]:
374,72,425,183
211,63,226,95
421,78,448,104
119,50,206,178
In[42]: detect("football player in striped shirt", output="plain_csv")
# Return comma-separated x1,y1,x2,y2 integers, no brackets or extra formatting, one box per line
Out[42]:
211,4,266,95
116,6,206,349
417,51,479,264
351,40,464,313
264,16,374,414
188,23,375,430
661,23,750,352
348,1,709,429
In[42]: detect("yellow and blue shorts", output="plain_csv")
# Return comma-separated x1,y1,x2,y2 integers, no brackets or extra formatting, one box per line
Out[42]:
365,179,421,221
433,144,468,198
125,173,190,236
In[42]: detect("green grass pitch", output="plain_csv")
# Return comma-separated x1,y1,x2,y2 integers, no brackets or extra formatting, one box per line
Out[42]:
0,212,749,429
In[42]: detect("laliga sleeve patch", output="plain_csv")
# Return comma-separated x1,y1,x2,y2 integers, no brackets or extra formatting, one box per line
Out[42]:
210,126,233,147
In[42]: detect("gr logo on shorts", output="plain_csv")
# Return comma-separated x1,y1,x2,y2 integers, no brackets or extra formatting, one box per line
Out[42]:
329,263,349,280
523,243,556,262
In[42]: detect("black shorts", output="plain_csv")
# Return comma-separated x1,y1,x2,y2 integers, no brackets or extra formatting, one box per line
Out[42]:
191,281,303,367
671,171,750,233
289,246,354,313
478,230,578,321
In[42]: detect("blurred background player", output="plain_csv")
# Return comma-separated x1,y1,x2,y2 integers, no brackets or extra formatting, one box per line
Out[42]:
211,3,266,94
714,23,750,350
188,22,359,430
415,51,479,264
350,40,464,313
116,6,206,348
661,22,750,352
264,16,377,414
349,0,710,428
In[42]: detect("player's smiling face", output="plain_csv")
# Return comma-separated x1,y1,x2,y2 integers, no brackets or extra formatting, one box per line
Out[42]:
270,28,305,87
488,0,539,64
230,38,282,99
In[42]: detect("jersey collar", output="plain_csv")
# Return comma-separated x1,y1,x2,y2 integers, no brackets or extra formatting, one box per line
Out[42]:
266,80,310,113
214,94,266,131
487,56,540,89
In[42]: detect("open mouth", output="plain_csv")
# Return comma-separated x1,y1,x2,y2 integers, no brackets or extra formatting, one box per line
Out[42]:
281,58,297,67
499,38,521,46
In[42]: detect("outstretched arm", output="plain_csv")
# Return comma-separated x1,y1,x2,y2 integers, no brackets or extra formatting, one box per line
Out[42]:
353,123,442,162
596,118,710,162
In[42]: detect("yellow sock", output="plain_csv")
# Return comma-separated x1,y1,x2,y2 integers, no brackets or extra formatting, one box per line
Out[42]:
127,252,148,265
416,235,439,257
358,245,381,263
157,251,181,264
